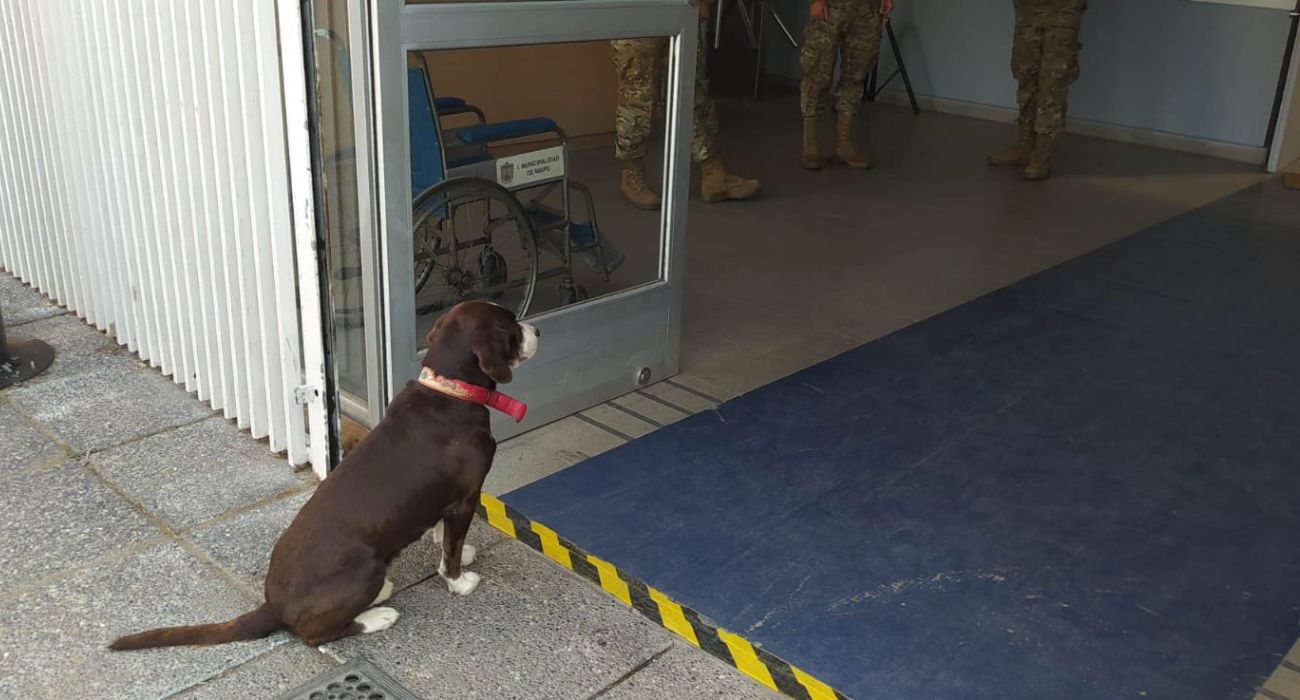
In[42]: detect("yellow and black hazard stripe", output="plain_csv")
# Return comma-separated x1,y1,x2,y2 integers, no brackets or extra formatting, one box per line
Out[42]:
478,493,851,700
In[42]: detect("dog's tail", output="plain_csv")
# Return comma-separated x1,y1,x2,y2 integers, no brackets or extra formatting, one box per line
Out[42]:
109,603,284,651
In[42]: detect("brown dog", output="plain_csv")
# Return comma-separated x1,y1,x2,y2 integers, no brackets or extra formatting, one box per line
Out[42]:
110,301,539,649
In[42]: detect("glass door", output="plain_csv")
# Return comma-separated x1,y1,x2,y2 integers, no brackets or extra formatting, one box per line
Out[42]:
368,0,696,437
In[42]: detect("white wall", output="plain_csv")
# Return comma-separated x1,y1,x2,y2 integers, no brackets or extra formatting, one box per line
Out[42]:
0,0,328,474
767,0,1293,149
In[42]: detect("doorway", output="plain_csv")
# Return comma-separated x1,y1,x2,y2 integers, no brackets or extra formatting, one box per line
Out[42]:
309,0,701,456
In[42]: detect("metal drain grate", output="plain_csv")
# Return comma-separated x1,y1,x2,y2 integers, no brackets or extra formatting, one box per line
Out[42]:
272,657,424,700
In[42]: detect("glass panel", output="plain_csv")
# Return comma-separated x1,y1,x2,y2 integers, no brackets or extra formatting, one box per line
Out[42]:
309,1,370,413
406,38,673,347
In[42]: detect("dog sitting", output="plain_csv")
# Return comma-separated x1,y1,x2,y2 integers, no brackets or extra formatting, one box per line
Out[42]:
110,301,539,649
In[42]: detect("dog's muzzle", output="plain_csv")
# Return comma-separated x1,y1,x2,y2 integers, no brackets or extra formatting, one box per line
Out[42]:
516,323,540,366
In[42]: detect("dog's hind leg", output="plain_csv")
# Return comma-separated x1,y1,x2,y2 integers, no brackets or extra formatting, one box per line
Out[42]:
370,579,395,606
299,607,400,646
291,557,395,645
353,607,399,633
437,495,481,595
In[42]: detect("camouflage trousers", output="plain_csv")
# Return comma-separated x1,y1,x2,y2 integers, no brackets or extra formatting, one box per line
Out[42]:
611,24,719,163
799,0,882,117
1012,0,1087,137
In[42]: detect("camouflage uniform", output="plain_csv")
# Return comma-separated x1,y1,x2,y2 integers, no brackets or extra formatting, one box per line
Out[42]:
1011,0,1087,138
799,0,883,117
611,24,719,164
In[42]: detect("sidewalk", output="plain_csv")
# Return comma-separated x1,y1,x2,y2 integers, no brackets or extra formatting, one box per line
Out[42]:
0,271,777,700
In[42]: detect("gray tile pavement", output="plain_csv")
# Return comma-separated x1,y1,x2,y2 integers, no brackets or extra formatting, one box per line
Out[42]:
0,271,768,699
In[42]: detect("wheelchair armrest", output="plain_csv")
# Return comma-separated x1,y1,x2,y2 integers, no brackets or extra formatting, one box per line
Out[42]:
455,117,561,146
432,97,486,126
439,106,487,124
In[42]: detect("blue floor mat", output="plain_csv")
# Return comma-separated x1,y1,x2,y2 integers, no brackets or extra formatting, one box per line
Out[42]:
506,180,1300,699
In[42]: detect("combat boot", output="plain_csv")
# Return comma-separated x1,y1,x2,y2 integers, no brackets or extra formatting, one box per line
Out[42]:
619,158,661,210
833,112,871,169
989,115,1035,167
699,156,761,203
1023,133,1055,181
801,116,822,170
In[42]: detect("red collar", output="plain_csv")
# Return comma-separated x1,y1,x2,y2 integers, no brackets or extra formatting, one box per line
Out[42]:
417,367,527,422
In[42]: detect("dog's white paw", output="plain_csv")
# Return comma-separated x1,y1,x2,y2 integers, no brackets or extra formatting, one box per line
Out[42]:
445,571,481,596
354,606,399,634
460,544,477,567
370,579,394,607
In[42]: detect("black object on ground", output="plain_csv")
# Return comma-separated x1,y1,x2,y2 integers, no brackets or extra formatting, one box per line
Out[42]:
0,306,55,389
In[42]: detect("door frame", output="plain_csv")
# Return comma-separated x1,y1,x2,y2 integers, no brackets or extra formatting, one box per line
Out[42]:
367,0,697,438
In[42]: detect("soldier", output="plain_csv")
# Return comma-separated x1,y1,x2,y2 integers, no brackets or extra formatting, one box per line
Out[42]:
612,2,761,210
799,0,893,170
989,0,1087,180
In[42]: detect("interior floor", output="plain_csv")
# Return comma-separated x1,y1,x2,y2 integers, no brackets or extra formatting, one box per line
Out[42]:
487,94,1268,495
506,174,1300,699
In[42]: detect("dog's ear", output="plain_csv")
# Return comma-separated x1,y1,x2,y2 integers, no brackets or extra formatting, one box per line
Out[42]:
425,314,449,346
471,323,513,384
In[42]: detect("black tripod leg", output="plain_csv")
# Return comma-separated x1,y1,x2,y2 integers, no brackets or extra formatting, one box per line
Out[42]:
752,0,767,99
887,22,919,114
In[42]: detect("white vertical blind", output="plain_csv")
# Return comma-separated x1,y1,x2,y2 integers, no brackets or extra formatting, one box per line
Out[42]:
0,0,329,475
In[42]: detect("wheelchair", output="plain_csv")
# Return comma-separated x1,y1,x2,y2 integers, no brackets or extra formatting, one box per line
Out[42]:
313,30,625,320
406,57,625,319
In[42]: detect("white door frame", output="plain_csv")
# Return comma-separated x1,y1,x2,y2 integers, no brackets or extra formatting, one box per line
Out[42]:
279,0,334,477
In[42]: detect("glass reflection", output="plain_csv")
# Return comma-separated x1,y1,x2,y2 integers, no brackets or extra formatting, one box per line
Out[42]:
407,40,667,346
310,1,369,410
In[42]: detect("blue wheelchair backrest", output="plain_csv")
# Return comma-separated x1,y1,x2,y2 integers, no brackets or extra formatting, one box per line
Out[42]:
408,67,445,198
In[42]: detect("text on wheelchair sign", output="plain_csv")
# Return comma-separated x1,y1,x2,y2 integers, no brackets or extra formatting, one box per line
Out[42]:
496,146,565,188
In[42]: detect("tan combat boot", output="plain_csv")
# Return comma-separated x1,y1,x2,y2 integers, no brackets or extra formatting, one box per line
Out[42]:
802,116,822,170
1023,133,1055,181
989,116,1035,167
619,158,661,210
833,112,871,169
699,156,761,203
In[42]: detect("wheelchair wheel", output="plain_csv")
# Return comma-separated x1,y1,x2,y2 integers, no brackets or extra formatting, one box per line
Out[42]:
412,177,540,320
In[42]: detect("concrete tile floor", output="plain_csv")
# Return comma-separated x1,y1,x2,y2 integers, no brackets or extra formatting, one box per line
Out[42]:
0,273,773,699
1,541,286,699
0,96,1290,699
168,644,337,700
0,461,163,596
323,544,681,700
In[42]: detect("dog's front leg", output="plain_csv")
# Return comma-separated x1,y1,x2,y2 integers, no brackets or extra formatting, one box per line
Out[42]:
436,497,480,595
430,520,476,566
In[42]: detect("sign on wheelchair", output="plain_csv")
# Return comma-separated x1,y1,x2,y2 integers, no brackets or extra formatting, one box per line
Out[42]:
492,146,564,188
